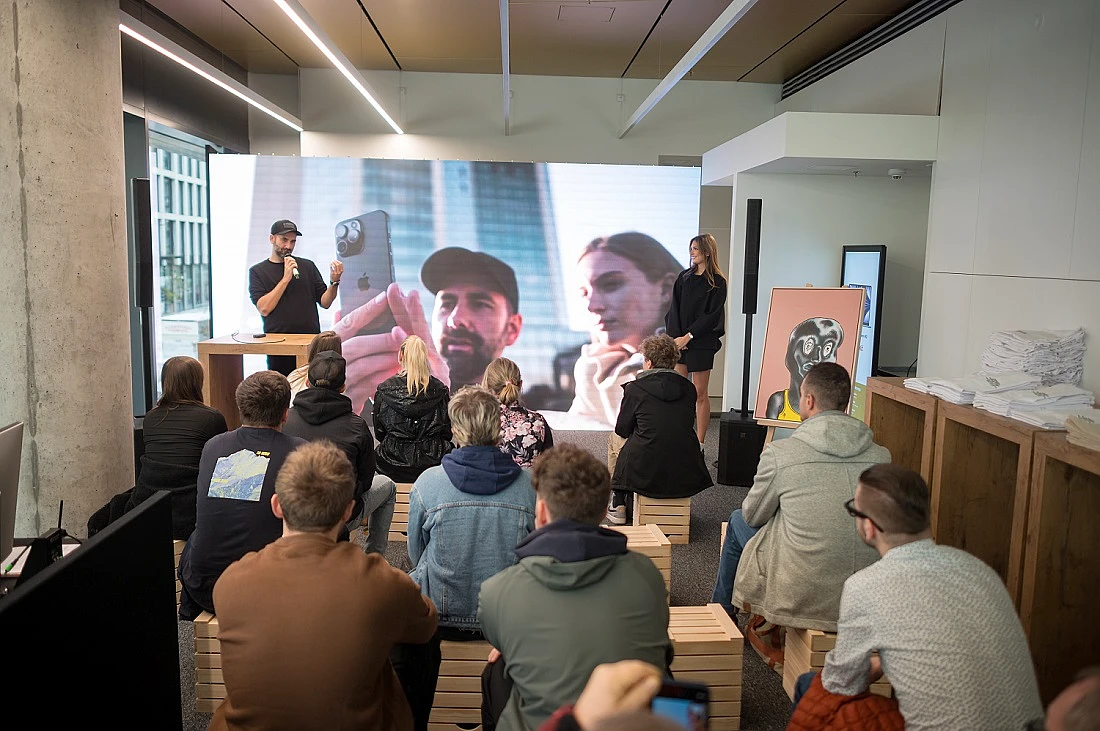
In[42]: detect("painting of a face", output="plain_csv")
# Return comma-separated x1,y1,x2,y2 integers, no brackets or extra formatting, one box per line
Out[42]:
786,318,844,384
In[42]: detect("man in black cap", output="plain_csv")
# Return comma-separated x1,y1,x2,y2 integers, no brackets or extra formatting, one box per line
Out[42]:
420,247,523,391
249,220,344,375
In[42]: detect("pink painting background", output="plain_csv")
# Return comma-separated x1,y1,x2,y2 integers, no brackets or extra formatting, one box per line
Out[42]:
754,287,866,422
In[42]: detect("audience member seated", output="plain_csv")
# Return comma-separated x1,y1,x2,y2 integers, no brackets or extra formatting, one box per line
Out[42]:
1046,666,1100,731
89,356,227,538
407,386,535,636
374,335,453,482
789,464,1043,731
479,444,671,731
711,362,887,666
483,357,554,468
284,350,396,554
287,329,341,400
608,334,711,525
209,441,438,731
177,370,304,620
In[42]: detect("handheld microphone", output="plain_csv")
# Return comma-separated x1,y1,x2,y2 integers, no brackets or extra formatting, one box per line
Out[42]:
292,266,300,280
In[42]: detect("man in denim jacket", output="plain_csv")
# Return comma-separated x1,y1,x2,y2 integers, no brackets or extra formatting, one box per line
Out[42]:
407,385,536,636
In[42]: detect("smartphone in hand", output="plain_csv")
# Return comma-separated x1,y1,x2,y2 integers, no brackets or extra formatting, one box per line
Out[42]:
651,680,709,730
336,210,398,335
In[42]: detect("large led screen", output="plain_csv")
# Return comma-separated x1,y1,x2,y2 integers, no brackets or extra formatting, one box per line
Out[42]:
840,245,886,420
210,156,701,429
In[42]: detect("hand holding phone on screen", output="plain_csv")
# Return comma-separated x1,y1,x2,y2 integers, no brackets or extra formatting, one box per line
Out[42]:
572,661,663,728
336,211,398,334
650,680,709,730
334,283,450,416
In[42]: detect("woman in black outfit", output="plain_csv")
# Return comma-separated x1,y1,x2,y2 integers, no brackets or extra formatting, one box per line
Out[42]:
132,356,227,538
664,233,727,446
372,335,453,482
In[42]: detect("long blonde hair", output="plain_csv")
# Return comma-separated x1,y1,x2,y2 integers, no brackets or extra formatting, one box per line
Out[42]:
398,335,432,397
691,233,726,289
482,357,523,406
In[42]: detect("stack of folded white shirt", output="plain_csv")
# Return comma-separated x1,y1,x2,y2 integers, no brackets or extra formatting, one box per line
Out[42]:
981,329,1086,386
924,371,1041,405
1066,413,1100,450
974,383,1096,416
903,377,932,393
1008,407,1100,430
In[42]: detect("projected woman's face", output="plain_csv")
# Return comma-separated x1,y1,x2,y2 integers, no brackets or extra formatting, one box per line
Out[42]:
578,251,671,349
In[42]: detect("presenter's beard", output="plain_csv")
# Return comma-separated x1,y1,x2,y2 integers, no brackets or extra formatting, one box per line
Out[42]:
439,328,491,388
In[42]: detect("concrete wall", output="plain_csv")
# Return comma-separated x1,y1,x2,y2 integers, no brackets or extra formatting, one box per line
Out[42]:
1,0,133,537
249,69,778,406
724,174,930,410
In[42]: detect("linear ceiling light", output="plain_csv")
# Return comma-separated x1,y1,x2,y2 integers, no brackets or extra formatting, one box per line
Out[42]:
119,16,303,133
620,0,762,138
271,0,403,134
500,0,511,136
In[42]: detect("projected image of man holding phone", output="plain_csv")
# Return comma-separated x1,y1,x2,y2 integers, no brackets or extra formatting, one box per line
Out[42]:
335,245,523,414
248,219,343,375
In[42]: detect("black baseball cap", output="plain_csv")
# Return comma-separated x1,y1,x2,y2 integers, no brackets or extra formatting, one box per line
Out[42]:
270,219,303,236
420,247,519,313
307,351,346,391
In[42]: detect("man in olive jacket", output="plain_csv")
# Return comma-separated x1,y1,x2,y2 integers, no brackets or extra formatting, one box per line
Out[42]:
712,362,890,637
478,444,670,731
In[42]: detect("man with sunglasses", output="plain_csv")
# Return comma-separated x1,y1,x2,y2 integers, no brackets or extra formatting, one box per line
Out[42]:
789,464,1043,731
711,362,888,666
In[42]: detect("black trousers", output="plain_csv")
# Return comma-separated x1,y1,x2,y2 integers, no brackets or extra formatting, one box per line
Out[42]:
389,631,443,731
481,657,513,731
266,354,297,376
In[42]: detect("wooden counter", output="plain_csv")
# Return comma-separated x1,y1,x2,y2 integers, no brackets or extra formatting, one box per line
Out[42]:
865,377,938,483
198,334,314,429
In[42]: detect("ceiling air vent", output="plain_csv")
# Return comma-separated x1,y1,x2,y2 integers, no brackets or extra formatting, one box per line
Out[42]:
558,5,614,22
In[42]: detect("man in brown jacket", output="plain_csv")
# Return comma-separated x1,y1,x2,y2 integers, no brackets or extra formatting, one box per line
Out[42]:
210,440,438,730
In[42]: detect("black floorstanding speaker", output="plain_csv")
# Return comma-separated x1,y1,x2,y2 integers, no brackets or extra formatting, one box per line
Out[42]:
717,198,768,486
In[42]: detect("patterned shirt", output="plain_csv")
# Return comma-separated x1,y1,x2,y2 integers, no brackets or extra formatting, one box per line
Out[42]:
823,539,1043,731
499,403,553,468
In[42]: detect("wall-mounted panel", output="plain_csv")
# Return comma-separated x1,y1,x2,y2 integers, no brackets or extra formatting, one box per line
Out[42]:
1071,3,1100,280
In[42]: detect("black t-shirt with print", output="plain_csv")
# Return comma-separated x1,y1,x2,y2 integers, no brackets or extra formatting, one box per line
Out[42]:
248,257,327,333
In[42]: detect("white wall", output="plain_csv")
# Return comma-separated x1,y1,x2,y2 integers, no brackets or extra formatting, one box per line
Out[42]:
249,68,774,405
920,0,1100,391
723,174,930,410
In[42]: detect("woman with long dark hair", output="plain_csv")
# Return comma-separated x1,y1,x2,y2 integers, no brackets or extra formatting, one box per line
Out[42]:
665,233,727,446
372,335,453,482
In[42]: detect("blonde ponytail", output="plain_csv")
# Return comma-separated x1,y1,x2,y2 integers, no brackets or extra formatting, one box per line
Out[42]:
398,335,432,396
482,357,523,406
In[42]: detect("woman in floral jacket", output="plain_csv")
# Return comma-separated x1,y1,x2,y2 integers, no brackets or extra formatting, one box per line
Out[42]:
482,357,554,468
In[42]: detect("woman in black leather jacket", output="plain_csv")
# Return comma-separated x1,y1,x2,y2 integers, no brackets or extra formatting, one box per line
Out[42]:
372,335,453,482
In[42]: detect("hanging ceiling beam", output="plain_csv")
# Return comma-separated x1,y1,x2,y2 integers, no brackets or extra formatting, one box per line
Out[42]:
271,0,403,134
501,0,511,136
619,0,762,138
119,12,303,132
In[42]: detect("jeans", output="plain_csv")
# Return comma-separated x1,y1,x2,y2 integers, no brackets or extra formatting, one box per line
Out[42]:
792,670,817,709
710,508,760,614
349,475,396,555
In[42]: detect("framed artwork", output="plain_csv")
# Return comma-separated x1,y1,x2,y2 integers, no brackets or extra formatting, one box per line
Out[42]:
755,287,865,425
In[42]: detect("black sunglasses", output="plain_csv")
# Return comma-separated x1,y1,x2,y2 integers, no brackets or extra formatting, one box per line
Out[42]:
844,498,884,532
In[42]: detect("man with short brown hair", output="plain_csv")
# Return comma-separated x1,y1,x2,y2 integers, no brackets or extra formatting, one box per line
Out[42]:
478,444,670,731
178,370,304,620
210,441,438,731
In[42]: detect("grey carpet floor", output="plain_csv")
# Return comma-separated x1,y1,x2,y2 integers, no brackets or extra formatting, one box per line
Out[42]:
179,417,792,731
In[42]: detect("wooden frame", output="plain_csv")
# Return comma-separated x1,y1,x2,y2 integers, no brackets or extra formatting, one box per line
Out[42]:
634,494,692,544
611,523,673,595
429,639,491,729
668,604,744,731
1020,432,1100,703
197,334,314,429
193,612,224,714
932,401,1045,605
865,377,938,483
390,482,413,542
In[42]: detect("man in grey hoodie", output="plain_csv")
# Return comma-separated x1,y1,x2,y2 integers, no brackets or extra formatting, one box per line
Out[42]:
711,362,889,661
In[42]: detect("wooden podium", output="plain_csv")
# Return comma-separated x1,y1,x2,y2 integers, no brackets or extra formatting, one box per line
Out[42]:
198,334,314,429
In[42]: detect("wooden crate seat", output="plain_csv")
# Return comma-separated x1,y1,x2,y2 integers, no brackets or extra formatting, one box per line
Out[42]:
174,540,185,611
193,611,225,713
391,482,413,542
782,628,891,700
633,494,692,544
428,639,491,730
611,523,672,596
668,604,743,731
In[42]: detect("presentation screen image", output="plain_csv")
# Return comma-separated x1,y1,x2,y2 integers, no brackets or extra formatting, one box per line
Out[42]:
840,245,886,420
209,156,701,429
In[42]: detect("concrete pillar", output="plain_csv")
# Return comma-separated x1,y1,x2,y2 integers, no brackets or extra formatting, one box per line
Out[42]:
0,0,133,538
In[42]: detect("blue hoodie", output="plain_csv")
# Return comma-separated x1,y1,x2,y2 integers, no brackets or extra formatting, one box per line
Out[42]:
408,445,536,629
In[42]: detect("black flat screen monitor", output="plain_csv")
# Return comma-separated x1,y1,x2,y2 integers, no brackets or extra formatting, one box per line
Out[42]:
0,422,23,566
0,491,182,728
841,245,887,419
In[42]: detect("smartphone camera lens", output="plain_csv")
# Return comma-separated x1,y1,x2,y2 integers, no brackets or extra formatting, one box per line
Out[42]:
336,219,363,257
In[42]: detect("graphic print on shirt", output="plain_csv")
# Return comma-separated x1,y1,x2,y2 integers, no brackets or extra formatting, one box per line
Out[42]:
209,449,271,501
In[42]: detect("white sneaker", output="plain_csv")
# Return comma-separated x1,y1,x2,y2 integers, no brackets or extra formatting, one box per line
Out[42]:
605,505,627,525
